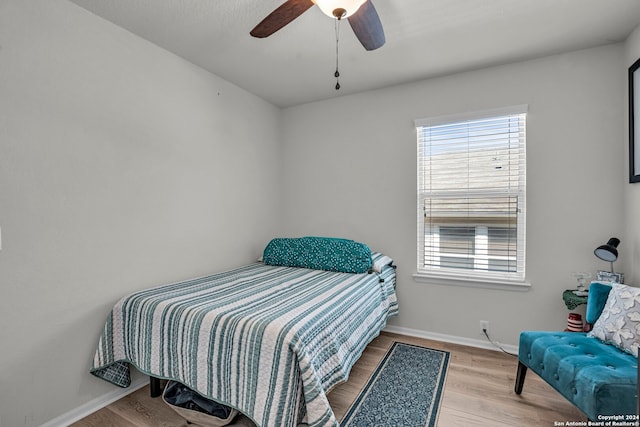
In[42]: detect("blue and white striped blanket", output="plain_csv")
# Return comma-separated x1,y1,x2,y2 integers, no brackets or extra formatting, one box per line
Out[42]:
91,259,397,427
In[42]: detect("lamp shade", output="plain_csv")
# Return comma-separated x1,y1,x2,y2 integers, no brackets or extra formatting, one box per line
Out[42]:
594,237,620,262
313,0,367,18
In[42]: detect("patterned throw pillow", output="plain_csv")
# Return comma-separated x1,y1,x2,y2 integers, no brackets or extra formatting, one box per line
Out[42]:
262,237,373,274
588,284,640,357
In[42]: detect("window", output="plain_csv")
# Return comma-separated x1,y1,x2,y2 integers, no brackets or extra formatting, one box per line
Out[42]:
415,106,527,285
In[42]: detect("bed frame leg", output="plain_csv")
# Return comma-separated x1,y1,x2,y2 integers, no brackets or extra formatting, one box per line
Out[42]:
150,376,162,398
514,361,527,395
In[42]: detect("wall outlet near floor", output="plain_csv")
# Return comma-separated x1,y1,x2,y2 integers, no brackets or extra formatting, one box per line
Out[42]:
480,320,489,332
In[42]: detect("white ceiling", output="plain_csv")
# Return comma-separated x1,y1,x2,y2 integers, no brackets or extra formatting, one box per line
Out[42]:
68,0,640,108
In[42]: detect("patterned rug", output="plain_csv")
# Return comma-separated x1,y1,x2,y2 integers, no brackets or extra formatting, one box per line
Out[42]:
340,342,450,427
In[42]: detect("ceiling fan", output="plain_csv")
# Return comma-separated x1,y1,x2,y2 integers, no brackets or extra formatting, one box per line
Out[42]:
250,0,385,51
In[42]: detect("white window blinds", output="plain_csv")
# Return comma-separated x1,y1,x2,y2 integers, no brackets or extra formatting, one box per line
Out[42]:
416,106,527,282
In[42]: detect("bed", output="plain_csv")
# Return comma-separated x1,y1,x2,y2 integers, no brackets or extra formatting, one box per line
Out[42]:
90,237,398,427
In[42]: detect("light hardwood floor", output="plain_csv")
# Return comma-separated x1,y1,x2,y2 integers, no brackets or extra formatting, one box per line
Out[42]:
72,332,587,426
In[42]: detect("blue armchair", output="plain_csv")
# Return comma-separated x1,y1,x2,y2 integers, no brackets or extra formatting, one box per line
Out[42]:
514,282,639,420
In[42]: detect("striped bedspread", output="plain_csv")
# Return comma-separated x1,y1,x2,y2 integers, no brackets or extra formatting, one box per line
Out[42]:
91,259,398,427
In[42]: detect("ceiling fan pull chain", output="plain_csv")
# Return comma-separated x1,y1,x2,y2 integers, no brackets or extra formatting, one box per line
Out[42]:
334,18,341,90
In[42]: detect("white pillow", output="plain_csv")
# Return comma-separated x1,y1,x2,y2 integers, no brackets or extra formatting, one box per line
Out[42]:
371,253,393,273
588,284,640,357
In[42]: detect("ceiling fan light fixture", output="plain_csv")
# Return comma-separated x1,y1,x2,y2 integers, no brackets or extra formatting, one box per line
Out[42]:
313,0,367,19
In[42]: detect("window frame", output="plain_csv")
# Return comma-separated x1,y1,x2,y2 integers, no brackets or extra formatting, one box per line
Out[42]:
413,105,530,290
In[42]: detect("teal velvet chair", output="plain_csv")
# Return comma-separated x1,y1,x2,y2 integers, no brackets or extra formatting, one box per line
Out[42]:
515,282,638,420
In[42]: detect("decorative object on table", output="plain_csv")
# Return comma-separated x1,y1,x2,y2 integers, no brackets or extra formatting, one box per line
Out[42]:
562,290,588,310
341,342,449,427
629,56,640,183
594,237,620,273
566,312,584,332
596,270,624,284
571,272,592,294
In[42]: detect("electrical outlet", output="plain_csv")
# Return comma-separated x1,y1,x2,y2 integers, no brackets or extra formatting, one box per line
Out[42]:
480,320,489,332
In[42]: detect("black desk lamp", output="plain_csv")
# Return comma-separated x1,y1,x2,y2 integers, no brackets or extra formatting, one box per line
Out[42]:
594,237,620,273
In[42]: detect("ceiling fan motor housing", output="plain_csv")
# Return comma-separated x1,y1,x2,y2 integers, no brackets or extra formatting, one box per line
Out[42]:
314,0,367,19
333,7,347,19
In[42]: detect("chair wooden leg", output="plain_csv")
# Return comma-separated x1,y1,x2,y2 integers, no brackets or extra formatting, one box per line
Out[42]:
515,361,527,395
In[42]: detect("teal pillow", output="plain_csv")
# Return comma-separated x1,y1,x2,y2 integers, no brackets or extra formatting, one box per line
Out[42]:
262,237,372,274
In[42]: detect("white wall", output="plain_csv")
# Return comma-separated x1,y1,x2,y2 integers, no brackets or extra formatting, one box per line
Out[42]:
0,1,282,426
281,44,625,346
624,24,640,286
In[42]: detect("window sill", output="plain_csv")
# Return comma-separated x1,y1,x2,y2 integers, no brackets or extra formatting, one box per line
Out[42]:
412,272,531,291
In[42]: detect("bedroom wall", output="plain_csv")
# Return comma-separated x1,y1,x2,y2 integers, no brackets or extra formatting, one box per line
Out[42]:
281,44,625,348
0,1,282,426
624,24,640,286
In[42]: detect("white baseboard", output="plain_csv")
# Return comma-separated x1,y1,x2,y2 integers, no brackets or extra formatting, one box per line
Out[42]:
383,325,519,355
40,378,148,427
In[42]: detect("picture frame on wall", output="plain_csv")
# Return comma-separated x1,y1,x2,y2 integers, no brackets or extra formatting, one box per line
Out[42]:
630,57,640,183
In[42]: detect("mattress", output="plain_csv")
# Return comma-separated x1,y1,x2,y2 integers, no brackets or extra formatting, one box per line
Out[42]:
91,256,397,427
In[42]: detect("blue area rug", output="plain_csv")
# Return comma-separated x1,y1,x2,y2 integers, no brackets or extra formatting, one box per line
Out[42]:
340,342,450,427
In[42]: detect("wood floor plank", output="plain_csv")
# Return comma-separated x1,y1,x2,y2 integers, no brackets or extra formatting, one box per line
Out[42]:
108,387,188,427
71,408,135,427
436,408,514,427
72,332,587,426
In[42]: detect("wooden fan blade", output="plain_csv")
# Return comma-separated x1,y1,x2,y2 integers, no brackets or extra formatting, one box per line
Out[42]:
250,0,315,38
347,0,385,51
